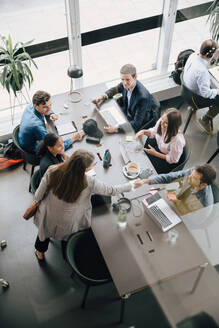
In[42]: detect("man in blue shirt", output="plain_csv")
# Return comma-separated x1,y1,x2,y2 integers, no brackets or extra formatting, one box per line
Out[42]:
137,164,216,208
92,64,156,133
19,90,84,153
183,39,219,133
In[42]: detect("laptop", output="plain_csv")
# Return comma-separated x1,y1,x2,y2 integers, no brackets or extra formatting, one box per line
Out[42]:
98,105,127,126
142,192,182,232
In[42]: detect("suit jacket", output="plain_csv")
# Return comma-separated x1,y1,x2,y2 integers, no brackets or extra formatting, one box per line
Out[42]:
105,80,152,132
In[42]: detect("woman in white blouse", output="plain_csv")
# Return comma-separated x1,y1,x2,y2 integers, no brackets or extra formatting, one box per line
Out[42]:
136,108,185,174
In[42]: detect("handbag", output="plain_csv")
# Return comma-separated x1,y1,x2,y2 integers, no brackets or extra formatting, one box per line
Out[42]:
23,200,39,220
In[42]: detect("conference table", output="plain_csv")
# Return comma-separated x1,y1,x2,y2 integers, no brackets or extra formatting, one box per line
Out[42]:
51,83,219,327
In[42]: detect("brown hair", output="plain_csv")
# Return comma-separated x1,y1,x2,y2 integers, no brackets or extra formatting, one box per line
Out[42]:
48,149,95,203
195,164,216,185
32,90,51,106
157,108,182,143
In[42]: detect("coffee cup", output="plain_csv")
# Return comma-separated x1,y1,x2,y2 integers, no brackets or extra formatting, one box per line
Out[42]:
127,162,139,176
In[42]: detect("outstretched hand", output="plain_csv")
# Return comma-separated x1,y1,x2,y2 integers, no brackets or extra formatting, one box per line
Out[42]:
144,144,157,156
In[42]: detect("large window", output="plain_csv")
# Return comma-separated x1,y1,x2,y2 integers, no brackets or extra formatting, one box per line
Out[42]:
80,0,163,85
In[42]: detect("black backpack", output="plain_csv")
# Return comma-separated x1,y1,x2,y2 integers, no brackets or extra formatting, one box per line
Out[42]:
170,49,195,85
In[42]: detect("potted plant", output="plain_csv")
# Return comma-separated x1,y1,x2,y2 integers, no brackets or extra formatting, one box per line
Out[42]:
208,0,219,42
0,34,38,97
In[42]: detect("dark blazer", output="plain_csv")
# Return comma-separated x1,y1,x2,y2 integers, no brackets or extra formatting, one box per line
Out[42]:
39,151,64,180
105,80,152,132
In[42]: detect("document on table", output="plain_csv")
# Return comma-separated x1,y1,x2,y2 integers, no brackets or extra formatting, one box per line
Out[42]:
56,122,77,136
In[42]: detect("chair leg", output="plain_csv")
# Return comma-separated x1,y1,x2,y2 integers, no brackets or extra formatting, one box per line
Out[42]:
81,285,90,309
207,149,219,164
29,165,35,192
183,107,194,134
119,297,126,324
23,159,27,171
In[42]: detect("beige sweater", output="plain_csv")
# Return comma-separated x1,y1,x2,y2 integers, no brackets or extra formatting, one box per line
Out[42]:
34,166,132,241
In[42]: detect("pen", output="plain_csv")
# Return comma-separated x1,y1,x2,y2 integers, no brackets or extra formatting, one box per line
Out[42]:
72,121,78,131
97,152,102,161
146,231,153,241
137,234,143,245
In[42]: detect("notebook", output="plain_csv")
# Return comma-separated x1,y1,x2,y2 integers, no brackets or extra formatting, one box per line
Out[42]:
98,106,126,126
142,192,182,232
56,122,77,136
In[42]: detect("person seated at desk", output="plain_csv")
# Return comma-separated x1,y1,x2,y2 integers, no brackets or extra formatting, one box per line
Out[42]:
33,149,142,261
136,108,185,174
137,164,216,209
37,133,68,180
92,63,154,133
183,39,219,133
18,90,84,153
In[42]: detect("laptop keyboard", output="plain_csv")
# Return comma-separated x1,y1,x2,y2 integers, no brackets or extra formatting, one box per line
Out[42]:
149,204,172,229
146,193,161,205
101,110,118,126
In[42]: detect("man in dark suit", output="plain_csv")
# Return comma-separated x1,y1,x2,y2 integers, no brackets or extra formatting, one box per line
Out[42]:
92,64,156,133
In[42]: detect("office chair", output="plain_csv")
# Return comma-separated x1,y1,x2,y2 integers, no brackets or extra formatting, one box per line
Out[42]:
67,65,83,103
140,94,161,130
66,229,112,308
171,136,191,172
0,240,9,289
207,131,219,163
211,183,219,204
31,169,41,194
180,75,214,134
12,125,40,192
176,311,218,328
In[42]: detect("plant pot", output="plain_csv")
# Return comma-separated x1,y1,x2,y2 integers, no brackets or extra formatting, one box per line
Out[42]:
9,73,23,93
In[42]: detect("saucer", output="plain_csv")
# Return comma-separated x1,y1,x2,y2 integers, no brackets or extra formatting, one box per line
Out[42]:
122,165,140,179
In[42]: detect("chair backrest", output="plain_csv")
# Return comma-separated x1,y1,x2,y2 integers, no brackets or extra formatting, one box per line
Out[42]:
180,74,202,110
171,136,191,172
31,169,41,193
66,229,111,286
211,183,219,204
12,125,24,152
140,94,161,130
12,125,40,166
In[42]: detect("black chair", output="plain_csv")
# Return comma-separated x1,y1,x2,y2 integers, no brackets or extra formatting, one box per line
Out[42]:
176,311,218,328
66,229,112,309
180,75,213,134
171,136,191,172
66,229,127,323
207,131,219,163
211,183,219,204
31,169,41,194
140,94,161,130
12,125,40,192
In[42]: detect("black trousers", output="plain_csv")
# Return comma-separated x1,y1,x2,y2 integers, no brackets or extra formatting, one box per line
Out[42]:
35,235,67,259
145,138,186,174
193,94,219,119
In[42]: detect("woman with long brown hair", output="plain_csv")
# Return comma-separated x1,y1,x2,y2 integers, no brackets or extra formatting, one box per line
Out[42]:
136,108,186,174
33,149,140,260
